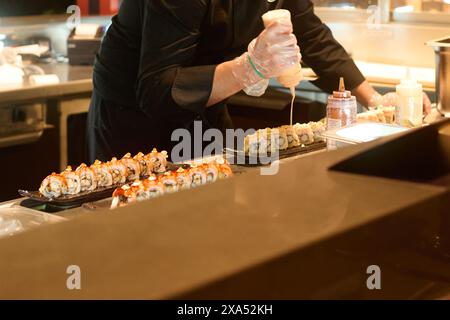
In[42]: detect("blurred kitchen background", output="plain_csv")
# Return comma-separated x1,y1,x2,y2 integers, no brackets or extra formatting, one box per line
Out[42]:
0,0,449,201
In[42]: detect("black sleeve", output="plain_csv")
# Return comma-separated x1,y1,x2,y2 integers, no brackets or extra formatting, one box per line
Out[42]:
284,0,366,93
136,0,216,123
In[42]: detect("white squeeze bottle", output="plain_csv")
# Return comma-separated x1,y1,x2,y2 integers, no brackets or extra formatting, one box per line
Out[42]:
262,9,303,126
396,69,423,128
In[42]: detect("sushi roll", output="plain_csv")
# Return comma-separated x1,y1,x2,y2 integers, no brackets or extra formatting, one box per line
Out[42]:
381,106,395,124
111,184,137,209
293,123,314,145
265,128,278,154
134,152,153,177
256,129,268,155
141,176,165,198
188,165,207,188
61,166,81,195
357,112,371,123
281,125,301,148
257,128,277,155
217,163,233,180
203,163,219,183
175,167,191,191
372,108,386,123
308,121,326,142
39,173,68,198
244,132,259,156
108,157,127,185
120,153,141,182
366,110,380,122
214,157,230,166
146,148,168,174
159,171,179,193
130,181,148,202
274,127,289,151
75,163,97,192
91,160,113,188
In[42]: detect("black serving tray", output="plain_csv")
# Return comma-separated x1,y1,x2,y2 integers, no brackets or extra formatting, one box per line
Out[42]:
224,141,327,167
18,185,121,207
18,163,190,207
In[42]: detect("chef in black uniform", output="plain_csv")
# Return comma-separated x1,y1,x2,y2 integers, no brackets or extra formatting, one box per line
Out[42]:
87,0,429,163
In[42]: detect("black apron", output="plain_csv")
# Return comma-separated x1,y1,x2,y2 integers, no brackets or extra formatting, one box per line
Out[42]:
87,91,233,163
87,0,364,163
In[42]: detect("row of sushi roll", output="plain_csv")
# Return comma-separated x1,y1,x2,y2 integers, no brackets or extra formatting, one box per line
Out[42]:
39,149,169,198
357,106,396,124
244,121,326,156
111,161,233,209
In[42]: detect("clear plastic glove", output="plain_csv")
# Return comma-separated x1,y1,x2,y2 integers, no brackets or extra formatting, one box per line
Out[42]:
231,54,269,97
232,21,301,97
249,21,301,79
369,92,432,115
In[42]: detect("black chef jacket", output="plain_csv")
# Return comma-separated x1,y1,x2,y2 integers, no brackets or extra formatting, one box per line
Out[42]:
87,0,365,163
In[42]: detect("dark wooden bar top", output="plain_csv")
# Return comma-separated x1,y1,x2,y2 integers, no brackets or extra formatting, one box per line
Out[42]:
0,120,448,299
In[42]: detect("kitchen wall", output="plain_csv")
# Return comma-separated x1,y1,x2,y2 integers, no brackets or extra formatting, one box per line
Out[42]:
0,15,111,56
1,13,449,67
327,21,450,68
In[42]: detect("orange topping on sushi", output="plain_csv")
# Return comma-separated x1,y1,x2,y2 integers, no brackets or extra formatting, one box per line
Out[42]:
134,152,145,159
176,167,187,175
163,171,175,177
76,163,88,170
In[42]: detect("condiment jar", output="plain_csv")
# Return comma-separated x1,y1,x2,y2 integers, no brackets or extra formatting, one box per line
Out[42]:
326,78,357,130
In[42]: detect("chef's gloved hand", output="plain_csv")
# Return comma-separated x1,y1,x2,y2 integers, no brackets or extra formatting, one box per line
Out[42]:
232,20,301,97
369,91,432,115
249,21,300,79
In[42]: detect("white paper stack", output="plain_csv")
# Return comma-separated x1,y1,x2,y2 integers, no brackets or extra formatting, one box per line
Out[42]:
74,24,100,39
29,74,60,86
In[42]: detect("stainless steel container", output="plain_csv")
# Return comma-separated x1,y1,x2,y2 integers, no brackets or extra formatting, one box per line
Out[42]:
427,37,450,118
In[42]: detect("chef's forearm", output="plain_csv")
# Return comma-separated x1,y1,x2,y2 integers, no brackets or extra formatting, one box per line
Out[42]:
351,80,378,109
207,61,245,107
